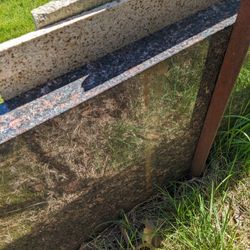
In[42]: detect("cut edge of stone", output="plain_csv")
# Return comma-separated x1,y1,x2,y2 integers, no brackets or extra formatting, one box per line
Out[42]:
31,0,114,29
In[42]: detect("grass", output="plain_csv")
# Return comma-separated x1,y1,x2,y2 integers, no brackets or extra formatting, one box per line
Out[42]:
158,83,250,250
84,53,250,249
0,0,50,43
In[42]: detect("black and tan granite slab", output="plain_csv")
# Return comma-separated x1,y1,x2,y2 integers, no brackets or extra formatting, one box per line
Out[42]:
0,30,233,250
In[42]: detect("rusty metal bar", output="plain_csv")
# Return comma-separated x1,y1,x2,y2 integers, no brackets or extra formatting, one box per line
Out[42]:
190,28,232,150
191,0,250,177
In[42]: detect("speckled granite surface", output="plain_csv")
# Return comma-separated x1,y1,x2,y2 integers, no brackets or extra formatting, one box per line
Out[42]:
0,0,220,100
0,0,239,145
32,0,113,29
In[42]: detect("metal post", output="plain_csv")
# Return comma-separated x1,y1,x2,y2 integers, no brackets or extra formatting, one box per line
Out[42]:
191,0,250,177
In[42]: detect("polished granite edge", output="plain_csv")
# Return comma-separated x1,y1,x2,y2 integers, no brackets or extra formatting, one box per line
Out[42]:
0,0,239,144
32,0,113,29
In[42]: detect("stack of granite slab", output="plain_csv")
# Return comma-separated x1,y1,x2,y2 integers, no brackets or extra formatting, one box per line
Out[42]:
0,0,239,249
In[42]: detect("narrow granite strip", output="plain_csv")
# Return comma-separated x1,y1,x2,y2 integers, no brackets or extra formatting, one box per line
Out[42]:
32,0,113,29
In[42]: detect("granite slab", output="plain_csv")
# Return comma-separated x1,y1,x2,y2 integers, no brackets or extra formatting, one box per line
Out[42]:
32,0,113,29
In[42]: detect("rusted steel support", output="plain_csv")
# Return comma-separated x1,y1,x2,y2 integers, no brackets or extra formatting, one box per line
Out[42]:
191,0,250,177
190,28,232,150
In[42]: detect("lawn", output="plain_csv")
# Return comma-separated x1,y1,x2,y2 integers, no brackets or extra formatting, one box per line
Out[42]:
0,0,50,43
